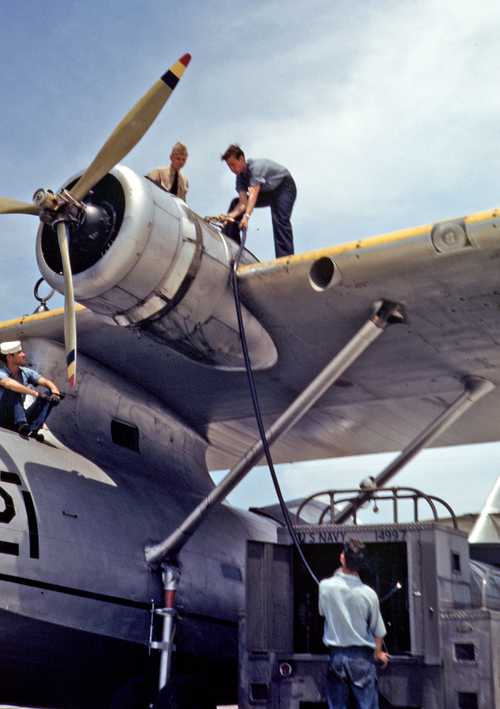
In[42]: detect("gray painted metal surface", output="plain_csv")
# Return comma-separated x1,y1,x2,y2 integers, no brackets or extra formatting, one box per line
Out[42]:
0,419,276,706
145,300,401,565
240,522,500,708
2,167,500,705
37,166,277,372
334,376,495,524
3,193,500,469
0,424,275,640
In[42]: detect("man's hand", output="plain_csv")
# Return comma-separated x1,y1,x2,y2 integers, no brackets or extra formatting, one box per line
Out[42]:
240,214,249,231
38,376,60,398
204,214,236,226
374,649,390,668
38,391,62,405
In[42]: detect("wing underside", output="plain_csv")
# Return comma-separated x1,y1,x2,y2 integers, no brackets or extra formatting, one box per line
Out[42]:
3,208,500,469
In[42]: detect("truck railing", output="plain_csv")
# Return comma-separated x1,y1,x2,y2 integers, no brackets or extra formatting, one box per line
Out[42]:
295,486,458,527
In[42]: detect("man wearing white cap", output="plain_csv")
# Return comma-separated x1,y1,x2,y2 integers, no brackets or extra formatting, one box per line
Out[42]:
0,341,61,440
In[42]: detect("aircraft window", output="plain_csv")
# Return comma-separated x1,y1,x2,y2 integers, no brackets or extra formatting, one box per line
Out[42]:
458,692,478,709
454,643,475,662
249,683,269,702
111,419,140,452
451,552,461,574
220,563,242,582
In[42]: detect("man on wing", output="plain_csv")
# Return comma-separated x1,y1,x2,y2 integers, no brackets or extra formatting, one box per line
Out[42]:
0,340,61,440
147,141,189,201
220,144,296,258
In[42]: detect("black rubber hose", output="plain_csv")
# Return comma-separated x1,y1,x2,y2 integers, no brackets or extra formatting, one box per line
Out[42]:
230,231,319,586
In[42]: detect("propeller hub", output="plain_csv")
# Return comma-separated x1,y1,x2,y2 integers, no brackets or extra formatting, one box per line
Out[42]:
39,173,124,275
33,188,60,212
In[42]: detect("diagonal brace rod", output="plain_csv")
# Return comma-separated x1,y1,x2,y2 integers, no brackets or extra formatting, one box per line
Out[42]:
334,375,495,524
145,300,405,566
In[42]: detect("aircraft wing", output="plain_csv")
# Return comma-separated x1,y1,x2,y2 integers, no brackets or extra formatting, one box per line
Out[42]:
3,207,500,470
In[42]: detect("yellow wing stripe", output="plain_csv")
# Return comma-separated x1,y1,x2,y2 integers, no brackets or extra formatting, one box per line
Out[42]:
239,207,500,273
0,305,85,332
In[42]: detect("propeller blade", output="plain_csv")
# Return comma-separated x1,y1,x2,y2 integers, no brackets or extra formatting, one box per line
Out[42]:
0,197,39,215
56,222,77,388
70,53,191,202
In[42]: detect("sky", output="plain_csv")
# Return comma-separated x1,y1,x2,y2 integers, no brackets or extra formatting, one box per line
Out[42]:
1,0,500,519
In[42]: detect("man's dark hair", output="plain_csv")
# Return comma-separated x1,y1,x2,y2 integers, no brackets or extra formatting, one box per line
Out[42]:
221,144,244,161
343,538,366,571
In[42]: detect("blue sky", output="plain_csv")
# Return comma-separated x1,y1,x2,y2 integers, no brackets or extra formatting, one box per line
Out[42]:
1,0,500,517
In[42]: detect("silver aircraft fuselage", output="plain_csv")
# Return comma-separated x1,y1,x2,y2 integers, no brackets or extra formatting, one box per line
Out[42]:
0,348,276,707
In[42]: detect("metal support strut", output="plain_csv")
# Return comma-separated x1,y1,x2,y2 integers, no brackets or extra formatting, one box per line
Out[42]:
149,564,180,694
334,375,495,524
145,300,405,567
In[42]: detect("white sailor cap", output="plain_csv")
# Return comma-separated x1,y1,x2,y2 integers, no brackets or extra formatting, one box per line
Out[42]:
0,340,22,355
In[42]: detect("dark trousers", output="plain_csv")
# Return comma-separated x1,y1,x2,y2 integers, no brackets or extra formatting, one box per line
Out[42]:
223,175,297,258
0,390,54,433
326,647,379,709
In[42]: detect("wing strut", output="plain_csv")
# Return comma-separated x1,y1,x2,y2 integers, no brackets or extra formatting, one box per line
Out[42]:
333,375,495,524
145,299,405,568
145,299,404,698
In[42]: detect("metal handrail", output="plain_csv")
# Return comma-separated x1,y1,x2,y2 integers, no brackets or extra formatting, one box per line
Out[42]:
296,486,457,528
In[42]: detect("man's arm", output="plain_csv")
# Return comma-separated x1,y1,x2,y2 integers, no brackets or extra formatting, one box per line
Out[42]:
225,191,248,221
38,376,60,397
0,376,40,399
318,582,325,616
240,184,261,231
374,637,390,667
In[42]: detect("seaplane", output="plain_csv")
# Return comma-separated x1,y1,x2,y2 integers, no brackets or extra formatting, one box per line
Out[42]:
0,51,499,707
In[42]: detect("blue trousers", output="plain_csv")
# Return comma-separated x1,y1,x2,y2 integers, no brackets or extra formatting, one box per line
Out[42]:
0,390,54,433
223,175,297,258
326,647,379,709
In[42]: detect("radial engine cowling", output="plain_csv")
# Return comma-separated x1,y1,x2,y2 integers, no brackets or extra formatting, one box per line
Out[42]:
36,165,277,370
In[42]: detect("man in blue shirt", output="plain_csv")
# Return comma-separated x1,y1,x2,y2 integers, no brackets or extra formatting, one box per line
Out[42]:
220,144,296,258
0,340,61,440
319,539,389,709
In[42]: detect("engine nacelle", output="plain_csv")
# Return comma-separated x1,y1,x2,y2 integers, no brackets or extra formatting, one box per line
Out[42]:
36,165,277,370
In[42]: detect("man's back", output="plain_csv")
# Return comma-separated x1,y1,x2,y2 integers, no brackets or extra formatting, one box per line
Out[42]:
319,570,386,648
320,542,389,708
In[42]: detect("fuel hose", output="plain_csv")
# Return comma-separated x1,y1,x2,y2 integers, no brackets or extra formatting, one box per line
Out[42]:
230,229,320,586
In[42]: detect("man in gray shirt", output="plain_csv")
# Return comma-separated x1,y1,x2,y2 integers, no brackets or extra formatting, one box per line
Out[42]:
319,539,389,709
220,144,296,258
